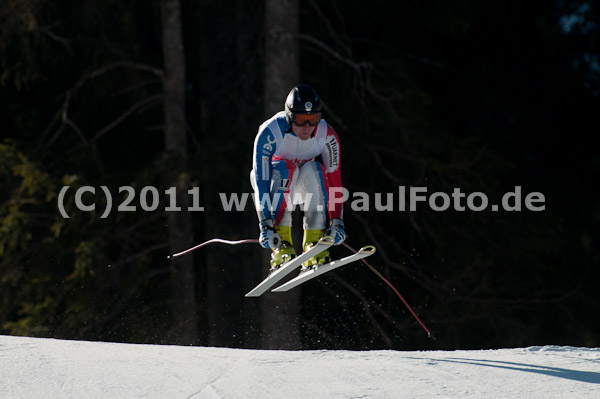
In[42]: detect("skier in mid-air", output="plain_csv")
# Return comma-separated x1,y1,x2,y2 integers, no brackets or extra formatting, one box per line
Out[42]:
251,84,346,272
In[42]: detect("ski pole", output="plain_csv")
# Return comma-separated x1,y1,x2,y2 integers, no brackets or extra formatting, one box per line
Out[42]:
167,238,259,259
343,242,435,340
169,238,435,339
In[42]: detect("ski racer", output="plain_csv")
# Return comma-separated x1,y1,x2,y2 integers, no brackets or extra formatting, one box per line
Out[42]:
251,84,347,271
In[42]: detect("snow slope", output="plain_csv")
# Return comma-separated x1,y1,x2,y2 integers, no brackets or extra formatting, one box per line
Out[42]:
1,335,599,398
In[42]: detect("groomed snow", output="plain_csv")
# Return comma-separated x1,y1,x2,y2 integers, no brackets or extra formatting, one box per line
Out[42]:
1,335,599,398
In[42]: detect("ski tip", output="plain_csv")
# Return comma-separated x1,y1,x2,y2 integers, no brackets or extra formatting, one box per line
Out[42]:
359,245,376,255
319,236,335,245
167,254,173,260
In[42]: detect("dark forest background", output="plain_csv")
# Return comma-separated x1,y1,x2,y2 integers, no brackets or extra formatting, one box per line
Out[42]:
1,0,599,351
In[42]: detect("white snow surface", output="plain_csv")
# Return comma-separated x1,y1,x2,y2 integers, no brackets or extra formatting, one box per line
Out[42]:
1,335,599,398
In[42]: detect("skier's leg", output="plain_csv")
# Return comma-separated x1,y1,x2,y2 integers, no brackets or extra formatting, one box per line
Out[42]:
269,160,300,268
296,161,331,268
269,160,299,226
298,161,327,229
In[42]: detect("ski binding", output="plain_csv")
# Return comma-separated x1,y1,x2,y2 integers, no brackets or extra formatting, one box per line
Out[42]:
272,245,376,293
245,236,335,297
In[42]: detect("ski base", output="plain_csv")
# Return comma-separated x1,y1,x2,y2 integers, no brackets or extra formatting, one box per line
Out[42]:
272,245,376,293
245,236,335,297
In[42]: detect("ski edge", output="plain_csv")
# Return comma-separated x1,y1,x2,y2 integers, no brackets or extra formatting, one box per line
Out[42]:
271,245,376,293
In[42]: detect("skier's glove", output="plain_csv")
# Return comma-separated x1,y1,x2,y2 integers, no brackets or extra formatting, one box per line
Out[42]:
259,219,281,249
325,218,346,245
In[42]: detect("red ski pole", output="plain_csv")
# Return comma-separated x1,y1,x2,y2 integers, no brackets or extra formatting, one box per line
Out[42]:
343,242,435,339
167,238,259,259
169,238,434,339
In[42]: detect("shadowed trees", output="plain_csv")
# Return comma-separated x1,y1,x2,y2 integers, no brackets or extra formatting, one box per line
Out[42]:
1,0,598,350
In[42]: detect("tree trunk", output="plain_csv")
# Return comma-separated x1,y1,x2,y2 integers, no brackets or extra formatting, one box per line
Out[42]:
161,0,198,345
261,0,301,350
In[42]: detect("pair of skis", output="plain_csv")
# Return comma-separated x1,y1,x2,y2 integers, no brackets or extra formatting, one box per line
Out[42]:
169,236,434,338
245,236,376,297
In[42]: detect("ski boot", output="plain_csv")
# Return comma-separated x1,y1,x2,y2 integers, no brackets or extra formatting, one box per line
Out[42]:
300,229,331,272
269,225,296,273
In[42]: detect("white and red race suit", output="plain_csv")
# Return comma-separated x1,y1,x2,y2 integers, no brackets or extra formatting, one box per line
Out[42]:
251,111,343,229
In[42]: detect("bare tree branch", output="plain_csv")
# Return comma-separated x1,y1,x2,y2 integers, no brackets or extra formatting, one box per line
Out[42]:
91,94,163,144
41,62,164,150
37,22,73,54
294,33,372,75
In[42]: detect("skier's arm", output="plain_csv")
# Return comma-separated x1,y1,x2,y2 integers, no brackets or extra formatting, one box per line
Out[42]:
320,125,343,220
252,125,277,222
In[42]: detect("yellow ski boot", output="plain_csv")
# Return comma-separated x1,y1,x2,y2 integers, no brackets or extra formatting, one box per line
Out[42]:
270,225,296,272
301,229,331,272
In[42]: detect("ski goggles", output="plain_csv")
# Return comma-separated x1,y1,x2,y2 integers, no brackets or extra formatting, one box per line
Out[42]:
292,113,321,126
